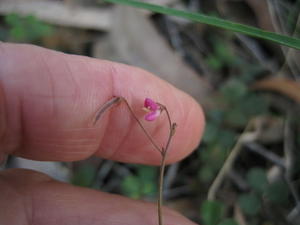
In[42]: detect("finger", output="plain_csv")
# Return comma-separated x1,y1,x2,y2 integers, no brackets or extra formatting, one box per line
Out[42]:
0,43,205,165
0,169,198,225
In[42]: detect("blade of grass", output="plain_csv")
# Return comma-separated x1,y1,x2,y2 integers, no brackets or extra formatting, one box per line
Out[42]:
105,0,300,50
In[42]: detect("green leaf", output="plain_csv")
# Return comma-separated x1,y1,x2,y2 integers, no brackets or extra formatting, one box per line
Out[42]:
239,65,264,83
246,168,268,193
206,54,223,70
207,109,225,124
224,108,248,127
201,200,224,225
4,13,53,42
198,166,215,183
238,193,261,216
202,122,220,144
71,164,96,187
265,180,289,204
137,165,157,196
213,38,235,65
0,27,8,41
137,165,156,180
217,218,239,225
224,93,269,127
4,13,21,26
121,165,157,199
105,0,300,50
238,94,269,116
10,25,27,40
121,175,141,199
218,129,237,150
220,80,248,103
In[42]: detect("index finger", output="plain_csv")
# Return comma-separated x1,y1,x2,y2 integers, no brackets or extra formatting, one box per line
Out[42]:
0,43,205,165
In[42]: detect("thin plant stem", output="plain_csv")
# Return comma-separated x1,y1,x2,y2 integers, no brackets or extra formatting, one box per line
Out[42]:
207,122,255,200
157,103,176,225
94,97,176,225
158,151,167,225
157,129,176,225
94,96,162,154
121,97,163,154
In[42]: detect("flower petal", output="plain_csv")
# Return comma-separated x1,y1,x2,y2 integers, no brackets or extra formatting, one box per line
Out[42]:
145,110,161,121
144,98,158,111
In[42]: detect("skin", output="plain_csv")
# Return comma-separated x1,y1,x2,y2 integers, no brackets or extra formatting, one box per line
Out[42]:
0,43,205,225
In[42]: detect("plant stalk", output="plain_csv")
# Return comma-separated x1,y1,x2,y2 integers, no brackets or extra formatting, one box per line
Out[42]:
94,97,176,225
158,151,167,225
157,104,176,225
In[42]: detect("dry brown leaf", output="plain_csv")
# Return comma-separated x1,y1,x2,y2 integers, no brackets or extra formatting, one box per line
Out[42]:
245,0,275,32
252,78,300,103
217,0,259,27
217,0,274,32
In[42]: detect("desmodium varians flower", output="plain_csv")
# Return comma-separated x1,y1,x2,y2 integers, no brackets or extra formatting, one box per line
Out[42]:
143,98,161,121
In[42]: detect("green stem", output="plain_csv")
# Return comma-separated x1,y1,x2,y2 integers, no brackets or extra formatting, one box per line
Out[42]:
105,0,300,50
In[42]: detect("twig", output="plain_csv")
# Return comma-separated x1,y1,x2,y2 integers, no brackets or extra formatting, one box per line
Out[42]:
163,17,185,57
245,142,285,168
287,206,300,224
267,0,300,80
234,204,248,225
93,160,114,188
235,34,277,73
228,170,249,191
207,122,257,201
163,185,190,199
283,112,300,214
102,163,131,192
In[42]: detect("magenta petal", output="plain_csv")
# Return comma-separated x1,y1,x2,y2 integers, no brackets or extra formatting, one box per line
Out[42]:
144,98,158,111
145,110,160,121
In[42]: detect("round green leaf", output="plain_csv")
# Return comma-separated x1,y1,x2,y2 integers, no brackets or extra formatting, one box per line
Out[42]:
203,122,220,144
246,167,268,193
201,200,224,225
121,175,141,199
198,166,215,182
238,193,261,216
71,164,96,187
220,79,248,103
265,180,289,204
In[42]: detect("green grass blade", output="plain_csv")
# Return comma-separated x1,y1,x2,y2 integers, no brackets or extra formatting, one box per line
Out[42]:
105,0,300,50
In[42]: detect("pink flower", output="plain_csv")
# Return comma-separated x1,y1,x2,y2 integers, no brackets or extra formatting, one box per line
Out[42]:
143,98,161,121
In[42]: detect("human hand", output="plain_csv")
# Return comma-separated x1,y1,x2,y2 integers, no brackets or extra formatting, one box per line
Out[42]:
0,43,205,225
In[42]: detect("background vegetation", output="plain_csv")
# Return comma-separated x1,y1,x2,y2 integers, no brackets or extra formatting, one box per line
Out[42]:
1,0,300,225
